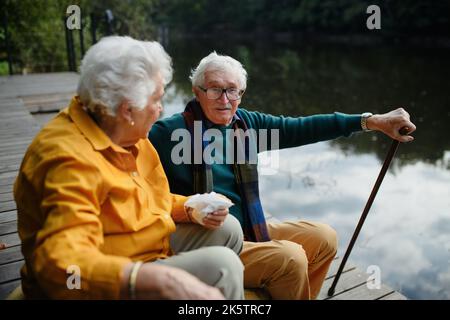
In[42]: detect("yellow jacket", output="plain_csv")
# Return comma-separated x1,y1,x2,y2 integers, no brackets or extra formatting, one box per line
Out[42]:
14,97,188,299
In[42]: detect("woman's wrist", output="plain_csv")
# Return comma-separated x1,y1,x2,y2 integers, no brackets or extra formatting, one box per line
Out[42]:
129,261,143,299
184,206,195,223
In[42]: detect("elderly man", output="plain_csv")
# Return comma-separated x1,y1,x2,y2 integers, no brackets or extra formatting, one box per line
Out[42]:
14,39,244,299
148,51,416,300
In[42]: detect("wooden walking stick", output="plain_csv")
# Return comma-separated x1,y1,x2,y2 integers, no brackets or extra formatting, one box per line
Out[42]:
327,127,410,297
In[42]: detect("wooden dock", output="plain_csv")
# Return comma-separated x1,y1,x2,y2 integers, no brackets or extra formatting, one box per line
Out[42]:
0,73,78,299
0,72,407,300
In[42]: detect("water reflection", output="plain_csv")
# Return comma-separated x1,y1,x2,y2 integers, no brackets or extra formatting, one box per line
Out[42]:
161,36,450,299
257,144,450,300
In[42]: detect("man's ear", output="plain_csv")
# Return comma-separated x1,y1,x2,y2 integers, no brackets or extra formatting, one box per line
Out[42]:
192,87,200,100
116,101,133,123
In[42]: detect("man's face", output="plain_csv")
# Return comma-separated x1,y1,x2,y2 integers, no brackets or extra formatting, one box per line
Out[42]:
193,69,242,126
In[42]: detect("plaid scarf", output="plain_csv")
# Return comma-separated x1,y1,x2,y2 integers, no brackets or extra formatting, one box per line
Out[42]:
182,99,270,242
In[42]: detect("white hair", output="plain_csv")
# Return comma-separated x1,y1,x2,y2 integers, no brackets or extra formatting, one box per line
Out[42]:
190,51,247,90
77,36,172,116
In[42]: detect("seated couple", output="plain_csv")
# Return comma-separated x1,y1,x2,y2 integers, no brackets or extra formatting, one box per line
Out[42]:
15,36,415,299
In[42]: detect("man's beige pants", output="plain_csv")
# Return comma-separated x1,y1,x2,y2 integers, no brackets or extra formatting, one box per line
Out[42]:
240,221,338,300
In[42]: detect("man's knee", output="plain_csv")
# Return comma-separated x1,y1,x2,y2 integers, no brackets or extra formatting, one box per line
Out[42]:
215,214,244,254
276,240,309,275
315,223,338,254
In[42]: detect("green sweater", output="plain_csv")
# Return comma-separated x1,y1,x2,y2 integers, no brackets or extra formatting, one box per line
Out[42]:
149,108,362,226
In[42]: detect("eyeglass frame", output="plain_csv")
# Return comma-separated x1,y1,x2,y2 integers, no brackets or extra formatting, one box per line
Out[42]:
197,86,245,101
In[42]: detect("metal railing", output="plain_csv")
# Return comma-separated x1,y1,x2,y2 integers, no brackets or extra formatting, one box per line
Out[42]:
65,9,115,72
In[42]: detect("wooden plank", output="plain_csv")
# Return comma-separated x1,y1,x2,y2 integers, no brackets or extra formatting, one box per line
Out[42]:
0,245,23,266
0,185,14,195
0,210,17,224
0,201,16,213
0,192,14,203
0,232,20,248
0,128,38,136
0,169,18,179
325,256,356,280
0,152,29,163
0,260,23,283
0,158,26,170
0,138,34,148
0,73,79,99
0,150,27,160
0,121,38,128
378,291,408,300
318,268,367,300
329,282,394,300
0,220,17,235
0,279,22,300
0,119,35,126
0,164,20,175
22,92,72,113
0,144,30,154
0,170,19,180
0,175,17,187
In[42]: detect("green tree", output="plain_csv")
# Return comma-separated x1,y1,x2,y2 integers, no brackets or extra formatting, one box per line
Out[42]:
1,0,160,74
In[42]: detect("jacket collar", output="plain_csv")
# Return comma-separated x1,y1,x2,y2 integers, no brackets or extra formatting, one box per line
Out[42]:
68,96,131,154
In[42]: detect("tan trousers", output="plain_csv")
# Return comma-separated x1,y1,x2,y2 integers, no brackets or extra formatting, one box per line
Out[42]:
240,220,337,300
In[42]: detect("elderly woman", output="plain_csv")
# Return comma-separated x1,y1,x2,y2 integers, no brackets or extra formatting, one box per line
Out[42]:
14,37,244,300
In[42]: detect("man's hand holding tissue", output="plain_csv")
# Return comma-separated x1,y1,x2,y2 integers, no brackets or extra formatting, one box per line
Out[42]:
184,192,234,230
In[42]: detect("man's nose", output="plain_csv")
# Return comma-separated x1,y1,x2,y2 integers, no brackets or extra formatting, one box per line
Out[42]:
217,90,229,103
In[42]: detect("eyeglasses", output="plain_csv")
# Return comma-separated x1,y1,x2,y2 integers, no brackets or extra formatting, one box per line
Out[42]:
198,86,244,101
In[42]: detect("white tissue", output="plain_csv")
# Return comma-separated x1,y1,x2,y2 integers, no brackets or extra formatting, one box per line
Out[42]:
185,192,234,225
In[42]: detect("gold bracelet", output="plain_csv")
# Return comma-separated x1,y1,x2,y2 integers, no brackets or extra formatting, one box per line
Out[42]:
129,261,143,300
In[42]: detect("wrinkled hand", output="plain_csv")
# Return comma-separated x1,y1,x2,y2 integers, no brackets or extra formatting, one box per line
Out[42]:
187,207,229,230
367,108,416,142
134,263,225,300
202,208,228,230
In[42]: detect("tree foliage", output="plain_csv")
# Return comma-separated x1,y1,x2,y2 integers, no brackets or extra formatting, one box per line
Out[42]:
160,0,450,35
1,0,449,74
1,0,159,74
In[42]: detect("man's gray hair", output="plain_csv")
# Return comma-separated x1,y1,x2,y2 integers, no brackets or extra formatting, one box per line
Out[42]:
190,51,247,90
77,36,172,116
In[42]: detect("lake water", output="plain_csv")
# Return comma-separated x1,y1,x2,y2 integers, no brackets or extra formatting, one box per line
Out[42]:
160,36,450,299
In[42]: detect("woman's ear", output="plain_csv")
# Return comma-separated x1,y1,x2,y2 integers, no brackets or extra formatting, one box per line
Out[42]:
116,101,133,123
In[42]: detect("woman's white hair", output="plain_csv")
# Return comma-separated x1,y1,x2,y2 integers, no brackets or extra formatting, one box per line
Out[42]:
77,36,172,116
190,51,247,90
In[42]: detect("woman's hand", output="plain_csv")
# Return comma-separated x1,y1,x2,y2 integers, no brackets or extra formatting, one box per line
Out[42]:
121,262,225,300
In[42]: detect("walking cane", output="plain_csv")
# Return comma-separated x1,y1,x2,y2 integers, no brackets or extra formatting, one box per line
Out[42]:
327,126,410,297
